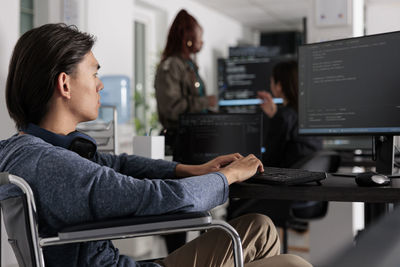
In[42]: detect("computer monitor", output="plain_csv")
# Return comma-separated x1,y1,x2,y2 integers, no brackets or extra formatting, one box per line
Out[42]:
228,46,281,58
174,113,263,165
217,57,288,108
298,31,400,174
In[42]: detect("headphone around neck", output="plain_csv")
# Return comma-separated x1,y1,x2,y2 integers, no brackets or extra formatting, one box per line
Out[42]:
24,123,97,159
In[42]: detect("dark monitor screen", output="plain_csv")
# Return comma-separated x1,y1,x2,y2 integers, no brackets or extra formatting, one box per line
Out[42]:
299,31,400,135
322,136,372,151
228,46,281,58
174,113,263,164
217,57,288,107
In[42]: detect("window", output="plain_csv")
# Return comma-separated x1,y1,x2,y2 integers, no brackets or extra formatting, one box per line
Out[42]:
133,5,163,136
20,0,34,35
134,21,147,135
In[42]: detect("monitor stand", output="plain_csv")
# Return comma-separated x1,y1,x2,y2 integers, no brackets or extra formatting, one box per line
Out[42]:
364,135,395,227
375,135,394,175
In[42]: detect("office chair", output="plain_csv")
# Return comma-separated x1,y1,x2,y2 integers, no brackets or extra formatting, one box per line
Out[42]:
0,172,244,267
228,150,341,253
276,150,340,252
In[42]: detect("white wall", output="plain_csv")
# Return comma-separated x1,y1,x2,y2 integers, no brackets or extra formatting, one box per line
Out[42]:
87,0,133,78
307,0,355,43
34,0,63,26
0,3,19,265
366,0,400,34
0,0,18,139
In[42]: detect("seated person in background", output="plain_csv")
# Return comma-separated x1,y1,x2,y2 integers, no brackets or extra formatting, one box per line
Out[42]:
228,61,323,227
258,60,322,168
154,9,217,156
0,23,312,267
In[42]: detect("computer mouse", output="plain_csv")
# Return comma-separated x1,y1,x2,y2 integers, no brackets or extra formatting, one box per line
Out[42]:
355,172,391,187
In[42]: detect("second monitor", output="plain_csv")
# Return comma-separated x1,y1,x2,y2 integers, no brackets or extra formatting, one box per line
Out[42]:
217,57,296,107
174,113,263,165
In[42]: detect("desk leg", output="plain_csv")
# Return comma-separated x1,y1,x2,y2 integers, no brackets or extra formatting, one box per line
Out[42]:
364,203,388,227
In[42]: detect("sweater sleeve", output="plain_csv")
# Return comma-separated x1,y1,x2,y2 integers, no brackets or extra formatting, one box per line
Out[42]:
95,152,178,179
28,147,228,227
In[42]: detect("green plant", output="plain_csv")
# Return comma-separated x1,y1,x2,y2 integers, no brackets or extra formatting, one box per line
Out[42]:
133,90,160,136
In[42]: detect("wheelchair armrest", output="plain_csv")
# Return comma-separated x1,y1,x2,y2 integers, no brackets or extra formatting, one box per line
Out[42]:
58,211,212,241
0,172,10,186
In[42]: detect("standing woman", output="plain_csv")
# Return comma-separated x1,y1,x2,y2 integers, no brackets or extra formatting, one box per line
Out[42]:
155,9,217,155
154,9,217,253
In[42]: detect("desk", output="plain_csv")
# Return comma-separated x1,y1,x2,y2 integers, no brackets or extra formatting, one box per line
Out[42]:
230,174,400,225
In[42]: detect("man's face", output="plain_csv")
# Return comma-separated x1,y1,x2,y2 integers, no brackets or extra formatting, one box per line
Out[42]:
68,51,103,123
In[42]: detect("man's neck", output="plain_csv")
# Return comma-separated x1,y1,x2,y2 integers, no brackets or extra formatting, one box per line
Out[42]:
39,110,77,135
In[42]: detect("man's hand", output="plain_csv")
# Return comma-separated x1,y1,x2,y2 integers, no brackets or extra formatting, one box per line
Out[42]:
220,154,264,185
175,153,242,177
198,153,243,174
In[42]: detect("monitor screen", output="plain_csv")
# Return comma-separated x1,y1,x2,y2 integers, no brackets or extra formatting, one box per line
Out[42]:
228,46,281,58
217,57,286,107
298,31,400,135
174,113,263,164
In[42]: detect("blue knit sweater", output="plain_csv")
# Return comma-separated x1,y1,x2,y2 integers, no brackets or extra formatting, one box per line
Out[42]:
0,134,229,266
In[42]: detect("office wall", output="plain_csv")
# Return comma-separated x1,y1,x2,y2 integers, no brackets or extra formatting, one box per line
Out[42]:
0,3,19,265
307,0,355,43
0,3,18,263
366,0,400,34
86,0,133,78
0,0,18,139
34,0,63,26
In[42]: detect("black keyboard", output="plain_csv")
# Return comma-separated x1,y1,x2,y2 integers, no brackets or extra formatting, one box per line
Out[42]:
249,167,327,186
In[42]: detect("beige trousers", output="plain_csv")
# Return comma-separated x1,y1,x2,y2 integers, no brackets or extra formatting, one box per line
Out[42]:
156,213,312,267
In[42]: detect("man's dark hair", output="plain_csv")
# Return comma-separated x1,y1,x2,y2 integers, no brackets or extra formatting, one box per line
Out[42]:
6,23,96,130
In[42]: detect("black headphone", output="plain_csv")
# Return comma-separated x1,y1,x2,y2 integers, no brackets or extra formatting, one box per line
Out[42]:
24,123,97,159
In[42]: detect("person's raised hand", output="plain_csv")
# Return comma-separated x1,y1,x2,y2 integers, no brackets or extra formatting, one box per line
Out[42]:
220,154,264,185
207,95,218,107
257,91,277,118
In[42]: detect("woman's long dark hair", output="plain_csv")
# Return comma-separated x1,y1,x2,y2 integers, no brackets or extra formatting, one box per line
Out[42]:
161,9,200,61
271,60,298,111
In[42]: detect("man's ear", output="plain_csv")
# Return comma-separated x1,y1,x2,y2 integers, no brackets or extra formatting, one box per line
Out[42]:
56,72,71,99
